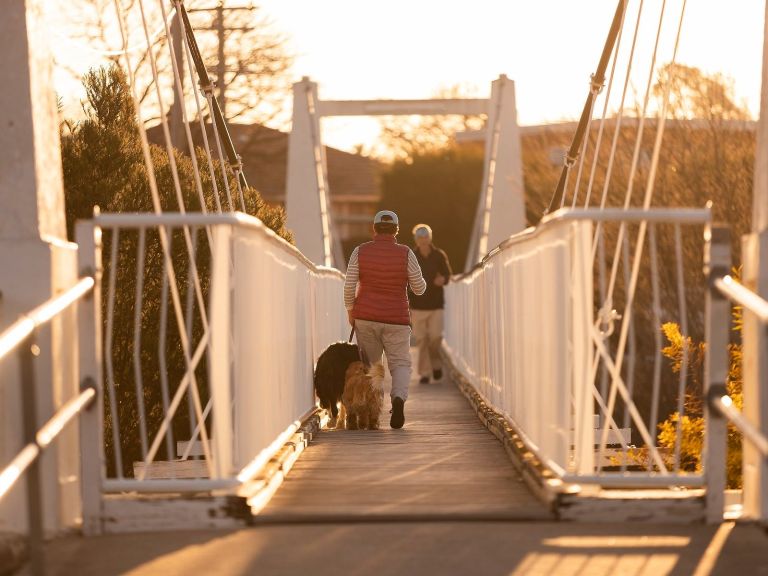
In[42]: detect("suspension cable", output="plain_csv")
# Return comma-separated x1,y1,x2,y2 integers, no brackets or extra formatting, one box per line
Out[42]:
580,6,627,209
545,0,628,216
179,3,249,193
112,0,213,475
596,0,689,457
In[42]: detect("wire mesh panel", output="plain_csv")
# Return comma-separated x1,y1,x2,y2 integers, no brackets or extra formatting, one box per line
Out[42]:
446,218,593,475
94,214,345,491
229,224,345,473
98,220,214,483
445,209,712,487
587,214,709,484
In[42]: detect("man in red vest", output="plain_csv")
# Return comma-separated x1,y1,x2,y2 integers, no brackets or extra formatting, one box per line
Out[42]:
344,210,426,428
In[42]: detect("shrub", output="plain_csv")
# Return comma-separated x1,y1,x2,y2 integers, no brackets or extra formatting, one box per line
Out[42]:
61,64,292,475
656,299,743,488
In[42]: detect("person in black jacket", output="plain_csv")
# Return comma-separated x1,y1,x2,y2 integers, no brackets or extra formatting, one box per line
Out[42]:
408,224,453,384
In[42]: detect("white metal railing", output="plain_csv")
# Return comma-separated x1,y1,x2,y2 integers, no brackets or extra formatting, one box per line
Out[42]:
444,207,714,491
0,277,96,576
707,274,768,521
77,212,346,502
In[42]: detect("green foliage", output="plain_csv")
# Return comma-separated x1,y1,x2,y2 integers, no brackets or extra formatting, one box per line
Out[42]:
657,297,743,488
524,65,754,431
60,64,292,475
378,143,484,268
61,65,292,241
657,413,704,472
660,321,706,415
374,84,485,161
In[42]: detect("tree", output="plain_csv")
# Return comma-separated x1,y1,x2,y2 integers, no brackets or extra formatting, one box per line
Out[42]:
373,84,485,161
187,3,293,123
61,64,292,475
381,64,754,450
378,143,484,268
522,64,755,442
652,63,754,257
58,1,294,127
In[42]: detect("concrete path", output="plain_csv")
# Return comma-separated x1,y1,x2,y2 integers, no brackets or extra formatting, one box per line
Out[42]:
32,520,768,575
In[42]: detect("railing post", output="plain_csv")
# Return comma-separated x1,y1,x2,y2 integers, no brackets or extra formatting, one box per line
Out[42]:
573,221,595,475
741,230,768,521
20,332,44,576
76,222,103,535
704,225,731,524
209,224,233,478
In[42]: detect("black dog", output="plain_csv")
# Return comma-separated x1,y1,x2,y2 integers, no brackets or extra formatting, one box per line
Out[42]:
314,341,361,422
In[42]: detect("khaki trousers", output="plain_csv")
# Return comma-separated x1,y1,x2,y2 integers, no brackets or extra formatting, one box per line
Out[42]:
411,309,444,377
354,319,412,401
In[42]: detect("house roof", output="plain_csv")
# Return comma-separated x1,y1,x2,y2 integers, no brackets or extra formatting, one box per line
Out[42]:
148,122,383,205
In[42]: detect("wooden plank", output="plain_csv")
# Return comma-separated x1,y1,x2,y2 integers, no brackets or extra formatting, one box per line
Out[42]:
176,440,206,457
102,494,250,533
132,459,209,480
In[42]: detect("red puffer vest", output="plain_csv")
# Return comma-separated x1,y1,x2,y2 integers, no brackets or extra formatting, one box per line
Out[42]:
352,235,411,325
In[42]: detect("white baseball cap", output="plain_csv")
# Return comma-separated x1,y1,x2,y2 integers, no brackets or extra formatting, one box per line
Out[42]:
373,210,399,225
412,224,432,238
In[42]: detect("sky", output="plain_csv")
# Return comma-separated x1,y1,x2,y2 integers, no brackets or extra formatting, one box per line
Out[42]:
52,1,767,154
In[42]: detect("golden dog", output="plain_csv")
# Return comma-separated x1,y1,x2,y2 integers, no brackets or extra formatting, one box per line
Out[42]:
339,361,385,430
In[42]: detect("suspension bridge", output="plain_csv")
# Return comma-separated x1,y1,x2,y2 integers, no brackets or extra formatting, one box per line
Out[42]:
2,0,768,574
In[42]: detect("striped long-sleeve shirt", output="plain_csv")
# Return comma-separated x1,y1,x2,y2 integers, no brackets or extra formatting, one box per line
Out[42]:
344,246,426,310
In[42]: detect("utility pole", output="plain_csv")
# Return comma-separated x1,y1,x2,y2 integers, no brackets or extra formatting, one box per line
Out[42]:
169,6,186,151
187,1,254,121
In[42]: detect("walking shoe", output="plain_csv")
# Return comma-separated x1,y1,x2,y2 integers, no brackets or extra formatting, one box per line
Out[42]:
390,397,405,429
419,375,430,384
432,369,443,381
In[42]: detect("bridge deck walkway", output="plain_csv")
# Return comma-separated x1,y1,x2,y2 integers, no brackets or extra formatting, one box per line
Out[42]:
261,363,549,521
27,353,768,575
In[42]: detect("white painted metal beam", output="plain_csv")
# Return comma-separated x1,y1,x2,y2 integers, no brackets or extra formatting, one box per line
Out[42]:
318,98,488,117
0,0,79,536
286,77,336,267
741,0,768,522
466,75,525,270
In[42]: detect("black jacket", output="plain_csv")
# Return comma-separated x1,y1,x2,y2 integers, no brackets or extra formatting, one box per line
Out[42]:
408,244,452,310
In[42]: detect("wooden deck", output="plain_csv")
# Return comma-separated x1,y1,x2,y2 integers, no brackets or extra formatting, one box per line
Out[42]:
260,361,553,521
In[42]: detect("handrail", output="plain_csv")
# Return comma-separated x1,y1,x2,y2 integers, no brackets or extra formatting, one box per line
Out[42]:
0,276,95,576
711,274,768,458
453,206,712,282
0,385,96,500
93,211,345,279
712,395,768,457
715,275,768,323
0,277,95,362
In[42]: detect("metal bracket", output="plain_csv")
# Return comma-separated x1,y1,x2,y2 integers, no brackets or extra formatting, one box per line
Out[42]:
707,383,728,416
81,376,98,410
